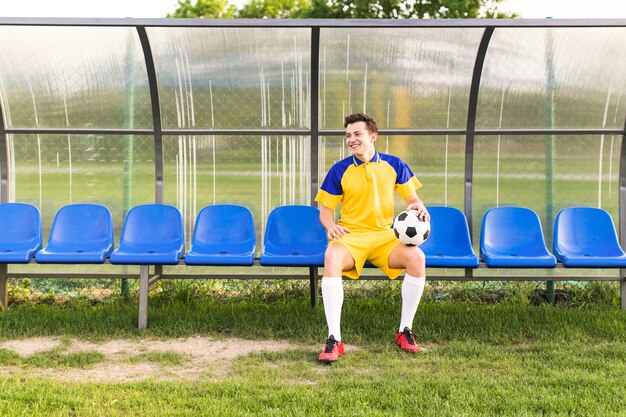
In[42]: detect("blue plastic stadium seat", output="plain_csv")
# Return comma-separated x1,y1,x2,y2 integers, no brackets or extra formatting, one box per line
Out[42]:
185,204,256,266
553,207,626,268
421,206,479,268
0,203,41,263
110,204,184,265
260,205,327,266
480,206,557,268
36,204,114,264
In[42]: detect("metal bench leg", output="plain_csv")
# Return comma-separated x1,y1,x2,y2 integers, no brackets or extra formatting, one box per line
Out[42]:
0,264,7,310
309,267,319,307
138,265,149,329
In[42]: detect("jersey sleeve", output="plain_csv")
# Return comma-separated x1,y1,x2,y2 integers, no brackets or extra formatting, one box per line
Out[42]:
314,165,344,209
394,159,422,199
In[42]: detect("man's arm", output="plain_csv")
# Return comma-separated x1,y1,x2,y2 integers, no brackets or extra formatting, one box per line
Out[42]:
320,205,350,240
405,194,430,221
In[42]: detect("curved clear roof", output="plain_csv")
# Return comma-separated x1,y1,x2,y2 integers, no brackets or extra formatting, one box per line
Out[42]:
0,19,623,133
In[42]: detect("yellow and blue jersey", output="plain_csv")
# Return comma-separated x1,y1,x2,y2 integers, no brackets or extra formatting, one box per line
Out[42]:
315,151,422,232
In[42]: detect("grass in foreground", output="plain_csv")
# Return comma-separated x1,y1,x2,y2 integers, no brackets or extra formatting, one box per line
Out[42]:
0,299,624,416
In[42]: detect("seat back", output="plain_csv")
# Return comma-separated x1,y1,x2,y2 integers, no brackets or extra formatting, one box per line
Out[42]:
480,207,551,257
191,204,255,248
263,205,326,256
554,207,624,258
117,204,184,252
46,204,113,252
420,206,474,257
0,203,41,252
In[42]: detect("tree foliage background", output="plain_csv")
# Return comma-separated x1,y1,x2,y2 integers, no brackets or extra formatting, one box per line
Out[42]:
167,0,517,19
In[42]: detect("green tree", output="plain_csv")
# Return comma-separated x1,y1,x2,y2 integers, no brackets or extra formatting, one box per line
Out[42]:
167,0,237,18
239,0,310,18
169,0,517,19
298,0,516,18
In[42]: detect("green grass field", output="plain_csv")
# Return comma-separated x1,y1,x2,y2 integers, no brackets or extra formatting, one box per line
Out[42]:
0,292,625,416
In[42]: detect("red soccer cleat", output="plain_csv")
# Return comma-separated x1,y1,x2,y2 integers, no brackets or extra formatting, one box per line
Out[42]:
395,327,421,353
318,335,345,363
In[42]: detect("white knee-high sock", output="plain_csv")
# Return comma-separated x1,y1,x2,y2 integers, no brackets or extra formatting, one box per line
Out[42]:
399,274,425,332
321,276,344,341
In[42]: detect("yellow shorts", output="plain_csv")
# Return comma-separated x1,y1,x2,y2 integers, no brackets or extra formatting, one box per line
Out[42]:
329,229,404,280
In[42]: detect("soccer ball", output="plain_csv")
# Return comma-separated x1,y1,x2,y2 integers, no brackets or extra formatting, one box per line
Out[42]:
393,210,430,246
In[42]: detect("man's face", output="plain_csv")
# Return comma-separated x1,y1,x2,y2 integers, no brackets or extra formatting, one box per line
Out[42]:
345,121,377,156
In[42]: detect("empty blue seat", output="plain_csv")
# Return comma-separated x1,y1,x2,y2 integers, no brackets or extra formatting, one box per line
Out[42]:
0,203,41,263
553,207,626,268
110,204,184,265
421,206,479,268
185,204,256,266
260,205,327,266
480,206,557,268
36,204,113,264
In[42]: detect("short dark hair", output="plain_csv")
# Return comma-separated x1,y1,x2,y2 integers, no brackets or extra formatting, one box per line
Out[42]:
344,113,378,134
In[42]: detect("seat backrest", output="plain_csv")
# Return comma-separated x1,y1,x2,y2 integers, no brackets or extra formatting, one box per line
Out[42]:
554,207,624,257
0,203,41,250
419,206,473,256
47,204,113,251
263,205,326,252
480,207,550,256
118,204,184,251
192,204,255,246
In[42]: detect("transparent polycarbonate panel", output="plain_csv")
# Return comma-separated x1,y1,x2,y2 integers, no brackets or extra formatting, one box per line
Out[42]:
473,134,621,246
319,135,465,210
0,26,152,129
149,28,310,130
477,28,626,129
9,134,155,242
320,28,483,129
163,135,311,248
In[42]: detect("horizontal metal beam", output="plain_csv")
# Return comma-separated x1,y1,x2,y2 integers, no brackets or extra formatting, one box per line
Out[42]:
414,275,626,282
4,127,624,138
3,128,155,136
5,272,623,282
475,128,626,136
7,273,139,279
354,128,624,137
0,17,625,29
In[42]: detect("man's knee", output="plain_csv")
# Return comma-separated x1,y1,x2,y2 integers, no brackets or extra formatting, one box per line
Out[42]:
324,245,348,267
390,245,425,271
409,248,425,267
324,245,354,276
405,248,425,275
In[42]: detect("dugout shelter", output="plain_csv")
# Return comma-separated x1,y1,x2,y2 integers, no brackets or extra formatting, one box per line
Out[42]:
0,18,624,315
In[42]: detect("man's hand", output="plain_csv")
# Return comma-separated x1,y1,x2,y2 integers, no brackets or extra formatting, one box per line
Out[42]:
406,202,430,221
326,224,350,240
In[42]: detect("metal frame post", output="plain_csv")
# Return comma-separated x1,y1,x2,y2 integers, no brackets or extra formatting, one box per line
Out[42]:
137,26,164,204
138,265,149,329
136,27,162,325
464,26,494,278
0,68,9,310
309,267,319,307
0,264,7,309
619,112,626,308
309,27,321,307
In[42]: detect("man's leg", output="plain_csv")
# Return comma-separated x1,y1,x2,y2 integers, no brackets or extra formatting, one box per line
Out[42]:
318,244,354,363
389,245,426,352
